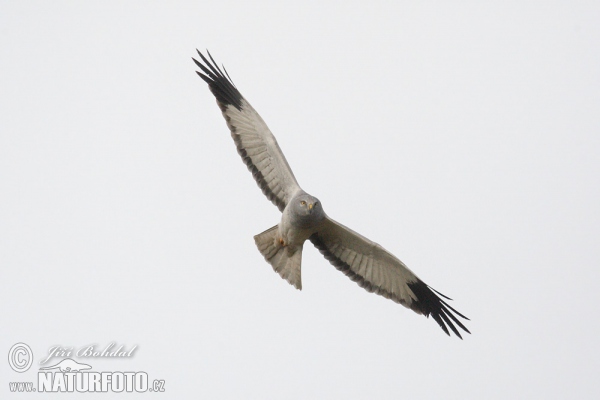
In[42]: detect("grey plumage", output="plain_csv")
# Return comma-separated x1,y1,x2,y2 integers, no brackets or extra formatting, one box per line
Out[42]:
193,50,470,338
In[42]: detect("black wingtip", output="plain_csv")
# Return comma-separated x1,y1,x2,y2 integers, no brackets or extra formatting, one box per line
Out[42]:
193,49,243,111
407,280,470,339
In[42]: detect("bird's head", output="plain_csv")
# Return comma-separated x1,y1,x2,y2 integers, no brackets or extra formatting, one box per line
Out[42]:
292,193,325,225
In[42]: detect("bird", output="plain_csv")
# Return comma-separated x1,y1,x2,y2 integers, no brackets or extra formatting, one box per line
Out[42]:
193,50,470,338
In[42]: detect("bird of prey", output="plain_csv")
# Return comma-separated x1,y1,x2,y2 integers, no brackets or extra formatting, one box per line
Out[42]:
193,50,470,338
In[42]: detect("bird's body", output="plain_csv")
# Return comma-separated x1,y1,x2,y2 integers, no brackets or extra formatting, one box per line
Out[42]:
193,50,470,338
281,192,325,242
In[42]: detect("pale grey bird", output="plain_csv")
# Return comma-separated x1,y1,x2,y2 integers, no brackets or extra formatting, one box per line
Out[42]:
193,51,470,338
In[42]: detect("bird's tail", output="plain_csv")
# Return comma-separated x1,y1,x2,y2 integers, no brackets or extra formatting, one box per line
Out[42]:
254,225,303,290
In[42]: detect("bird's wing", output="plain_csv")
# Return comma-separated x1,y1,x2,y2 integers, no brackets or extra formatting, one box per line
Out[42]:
310,217,470,338
193,50,302,211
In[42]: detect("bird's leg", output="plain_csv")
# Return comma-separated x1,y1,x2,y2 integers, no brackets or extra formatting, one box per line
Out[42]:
278,237,286,247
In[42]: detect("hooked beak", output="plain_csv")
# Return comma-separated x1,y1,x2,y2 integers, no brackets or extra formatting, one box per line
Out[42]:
308,203,313,212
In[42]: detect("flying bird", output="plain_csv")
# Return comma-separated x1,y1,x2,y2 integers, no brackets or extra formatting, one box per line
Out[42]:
193,50,470,338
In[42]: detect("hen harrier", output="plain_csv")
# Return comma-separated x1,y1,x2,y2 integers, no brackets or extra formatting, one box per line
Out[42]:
193,51,470,338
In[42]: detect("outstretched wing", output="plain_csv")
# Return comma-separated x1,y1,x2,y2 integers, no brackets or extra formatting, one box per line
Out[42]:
310,217,470,338
193,50,301,211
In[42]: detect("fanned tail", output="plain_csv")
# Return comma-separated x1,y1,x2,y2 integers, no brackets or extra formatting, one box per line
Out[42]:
254,225,303,290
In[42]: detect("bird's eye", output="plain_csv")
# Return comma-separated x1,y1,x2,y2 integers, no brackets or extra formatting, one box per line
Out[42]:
300,201,306,206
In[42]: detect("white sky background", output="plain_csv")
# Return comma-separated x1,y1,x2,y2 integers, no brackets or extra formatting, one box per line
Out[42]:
1,1,599,398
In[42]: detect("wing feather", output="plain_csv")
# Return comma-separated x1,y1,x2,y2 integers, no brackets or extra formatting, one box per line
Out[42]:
193,50,301,211
310,217,470,338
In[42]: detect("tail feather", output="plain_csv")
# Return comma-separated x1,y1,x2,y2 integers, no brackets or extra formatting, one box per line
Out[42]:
254,225,303,290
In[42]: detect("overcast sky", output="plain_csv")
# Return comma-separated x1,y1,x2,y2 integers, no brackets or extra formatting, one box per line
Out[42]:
1,1,599,398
